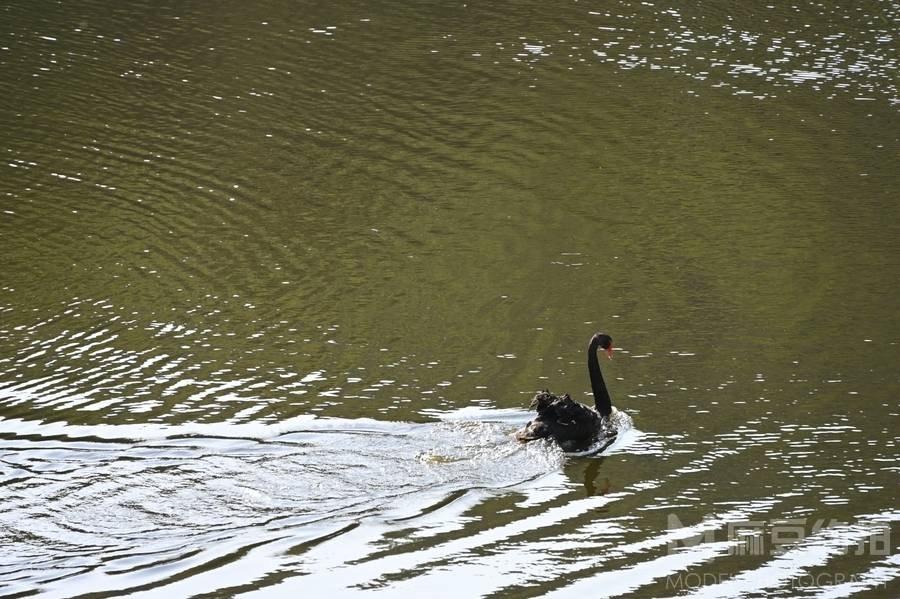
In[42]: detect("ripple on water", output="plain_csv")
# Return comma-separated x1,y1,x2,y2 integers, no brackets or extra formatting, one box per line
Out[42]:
1,405,897,597
0,413,566,595
1,0,898,596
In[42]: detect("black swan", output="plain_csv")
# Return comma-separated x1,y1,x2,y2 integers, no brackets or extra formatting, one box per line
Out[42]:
515,332,619,453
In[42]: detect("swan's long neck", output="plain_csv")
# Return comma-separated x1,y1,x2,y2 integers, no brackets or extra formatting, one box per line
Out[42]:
588,336,612,417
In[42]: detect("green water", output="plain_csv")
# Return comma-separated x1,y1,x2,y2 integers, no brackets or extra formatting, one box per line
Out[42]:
1,0,898,597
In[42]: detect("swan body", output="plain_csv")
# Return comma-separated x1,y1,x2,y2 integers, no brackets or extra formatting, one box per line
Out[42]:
516,332,619,452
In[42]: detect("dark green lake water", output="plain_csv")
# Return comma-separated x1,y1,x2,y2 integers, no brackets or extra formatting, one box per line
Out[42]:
1,0,898,597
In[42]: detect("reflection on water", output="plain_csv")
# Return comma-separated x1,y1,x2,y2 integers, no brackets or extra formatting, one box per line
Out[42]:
1,0,899,596
0,412,567,597
5,410,896,597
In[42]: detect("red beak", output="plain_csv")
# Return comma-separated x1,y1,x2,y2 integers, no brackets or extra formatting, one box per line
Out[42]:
606,344,614,359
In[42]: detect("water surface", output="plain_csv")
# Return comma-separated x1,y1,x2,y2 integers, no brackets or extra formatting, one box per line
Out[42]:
1,0,898,596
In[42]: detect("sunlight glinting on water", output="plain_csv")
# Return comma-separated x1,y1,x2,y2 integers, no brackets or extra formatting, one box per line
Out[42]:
2,0,898,596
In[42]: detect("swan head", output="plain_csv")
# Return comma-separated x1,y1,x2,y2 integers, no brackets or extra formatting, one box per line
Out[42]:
592,333,614,359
